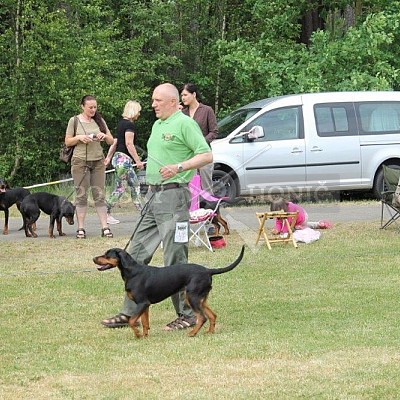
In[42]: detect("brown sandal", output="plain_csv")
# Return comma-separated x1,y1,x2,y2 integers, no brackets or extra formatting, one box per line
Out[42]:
101,227,113,238
163,315,196,331
101,313,140,328
76,228,86,239
101,313,129,328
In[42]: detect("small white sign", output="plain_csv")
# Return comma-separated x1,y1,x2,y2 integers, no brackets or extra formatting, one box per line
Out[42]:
174,222,188,243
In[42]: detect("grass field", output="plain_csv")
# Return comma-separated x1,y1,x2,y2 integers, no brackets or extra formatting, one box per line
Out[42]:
1,210,400,399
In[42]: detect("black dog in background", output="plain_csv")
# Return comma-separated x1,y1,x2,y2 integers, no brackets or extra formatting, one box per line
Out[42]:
20,192,75,238
0,178,8,191
0,179,31,235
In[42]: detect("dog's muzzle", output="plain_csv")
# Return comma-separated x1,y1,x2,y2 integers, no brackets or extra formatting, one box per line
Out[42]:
93,256,116,271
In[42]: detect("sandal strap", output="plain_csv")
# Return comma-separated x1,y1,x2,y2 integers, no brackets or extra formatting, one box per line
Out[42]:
164,316,196,330
101,313,132,328
102,227,113,238
76,228,86,238
105,313,129,324
165,318,181,329
177,316,196,328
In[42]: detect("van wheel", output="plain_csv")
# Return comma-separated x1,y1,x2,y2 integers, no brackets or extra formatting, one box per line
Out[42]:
212,170,237,201
372,164,400,199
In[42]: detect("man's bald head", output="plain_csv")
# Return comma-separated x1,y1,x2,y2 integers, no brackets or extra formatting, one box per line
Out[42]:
156,83,179,102
152,83,180,120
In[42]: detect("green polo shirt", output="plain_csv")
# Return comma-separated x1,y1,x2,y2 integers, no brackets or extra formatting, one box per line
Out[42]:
146,111,210,185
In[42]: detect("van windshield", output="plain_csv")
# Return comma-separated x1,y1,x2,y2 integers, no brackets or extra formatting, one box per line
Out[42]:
217,108,260,139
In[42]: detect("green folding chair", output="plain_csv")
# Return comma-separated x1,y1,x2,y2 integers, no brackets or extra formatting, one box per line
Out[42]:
380,165,400,229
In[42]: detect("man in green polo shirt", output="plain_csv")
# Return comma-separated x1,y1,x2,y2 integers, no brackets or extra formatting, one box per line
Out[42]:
102,83,213,331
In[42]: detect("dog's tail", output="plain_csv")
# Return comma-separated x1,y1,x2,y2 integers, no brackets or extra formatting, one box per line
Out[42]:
209,245,245,275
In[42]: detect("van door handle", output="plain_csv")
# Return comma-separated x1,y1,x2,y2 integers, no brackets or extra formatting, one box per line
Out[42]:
310,146,323,152
291,148,303,154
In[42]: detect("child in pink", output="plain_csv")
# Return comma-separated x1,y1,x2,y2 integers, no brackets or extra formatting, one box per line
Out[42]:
270,198,331,234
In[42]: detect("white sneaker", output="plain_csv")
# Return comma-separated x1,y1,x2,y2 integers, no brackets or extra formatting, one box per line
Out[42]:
107,215,120,225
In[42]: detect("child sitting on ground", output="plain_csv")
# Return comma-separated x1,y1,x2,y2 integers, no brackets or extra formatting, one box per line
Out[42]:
270,198,332,235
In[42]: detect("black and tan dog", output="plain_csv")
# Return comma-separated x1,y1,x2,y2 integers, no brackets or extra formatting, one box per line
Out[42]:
20,192,75,238
0,178,8,191
93,245,245,338
0,180,31,235
199,199,230,235
199,196,246,235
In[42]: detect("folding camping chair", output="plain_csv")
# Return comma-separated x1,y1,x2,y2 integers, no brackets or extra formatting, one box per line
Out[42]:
189,174,227,251
380,165,400,230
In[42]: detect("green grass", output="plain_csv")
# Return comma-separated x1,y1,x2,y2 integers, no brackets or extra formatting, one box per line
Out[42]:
1,216,400,399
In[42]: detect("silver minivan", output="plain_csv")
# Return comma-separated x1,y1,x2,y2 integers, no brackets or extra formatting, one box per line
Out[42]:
211,91,400,200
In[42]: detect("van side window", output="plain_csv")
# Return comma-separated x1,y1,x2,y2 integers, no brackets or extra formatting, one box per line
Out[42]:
314,103,356,137
242,106,303,142
357,102,400,134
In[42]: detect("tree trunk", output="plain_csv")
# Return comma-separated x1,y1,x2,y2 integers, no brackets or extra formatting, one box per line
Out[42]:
214,1,227,115
300,0,325,45
344,4,356,29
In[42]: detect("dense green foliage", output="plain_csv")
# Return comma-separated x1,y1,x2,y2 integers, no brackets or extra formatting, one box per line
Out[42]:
1,0,400,186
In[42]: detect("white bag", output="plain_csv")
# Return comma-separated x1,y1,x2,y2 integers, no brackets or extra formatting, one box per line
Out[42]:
293,228,321,244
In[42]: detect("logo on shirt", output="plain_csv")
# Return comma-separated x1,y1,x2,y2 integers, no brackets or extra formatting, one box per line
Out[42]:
162,133,175,141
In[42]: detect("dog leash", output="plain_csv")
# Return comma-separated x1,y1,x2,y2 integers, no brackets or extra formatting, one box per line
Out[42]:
123,191,155,251
65,121,96,201
122,173,198,251
63,163,91,202
65,132,94,201
0,269,97,277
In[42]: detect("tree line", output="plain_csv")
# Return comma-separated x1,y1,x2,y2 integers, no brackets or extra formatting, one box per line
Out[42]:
0,0,399,186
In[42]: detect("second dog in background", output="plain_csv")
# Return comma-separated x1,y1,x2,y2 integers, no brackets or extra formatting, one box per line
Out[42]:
20,192,75,238
199,198,230,236
0,179,31,235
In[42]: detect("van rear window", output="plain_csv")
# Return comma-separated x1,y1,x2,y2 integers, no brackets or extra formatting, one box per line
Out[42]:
357,102,400,134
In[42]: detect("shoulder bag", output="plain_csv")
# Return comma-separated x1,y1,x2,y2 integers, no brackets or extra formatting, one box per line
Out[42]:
60,116,78,163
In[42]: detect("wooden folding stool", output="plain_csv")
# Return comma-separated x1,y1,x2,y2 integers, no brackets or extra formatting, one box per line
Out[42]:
255,211,298,250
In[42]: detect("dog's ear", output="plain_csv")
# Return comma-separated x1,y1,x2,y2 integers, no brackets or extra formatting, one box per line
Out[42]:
66,203,75,213
104,248,119,257
116,249,134,266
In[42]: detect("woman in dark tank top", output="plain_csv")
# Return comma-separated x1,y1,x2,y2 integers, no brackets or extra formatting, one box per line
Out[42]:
105,100,145,224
